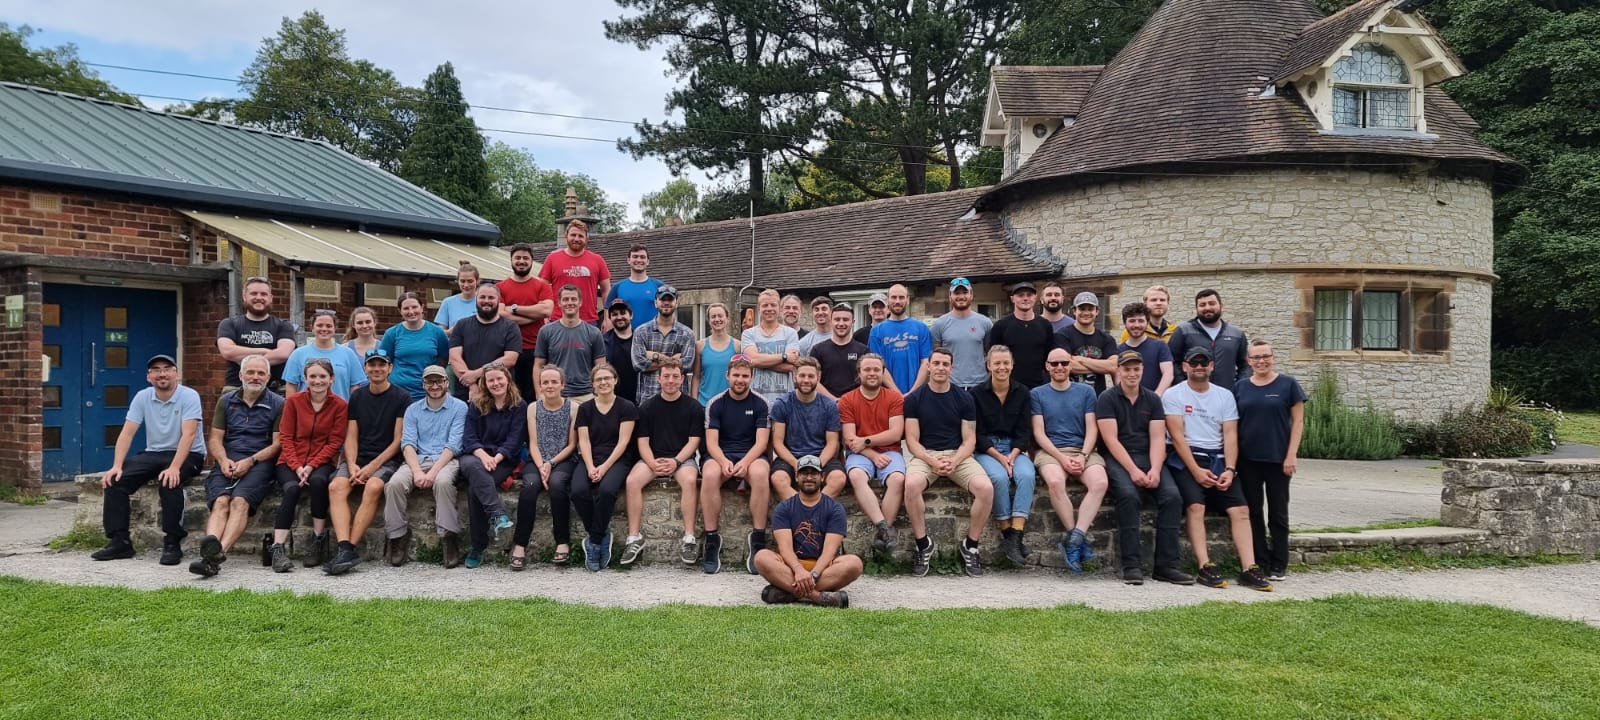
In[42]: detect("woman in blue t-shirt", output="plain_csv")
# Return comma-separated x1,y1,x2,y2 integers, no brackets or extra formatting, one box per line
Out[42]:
379,292,450,401
695,302,743,405
1234,339,1306,583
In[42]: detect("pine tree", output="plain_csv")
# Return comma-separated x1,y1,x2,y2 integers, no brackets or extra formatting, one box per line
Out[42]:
400,62,491,216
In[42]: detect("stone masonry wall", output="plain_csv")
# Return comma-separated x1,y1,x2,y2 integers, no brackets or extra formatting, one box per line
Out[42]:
1441,458,1600,556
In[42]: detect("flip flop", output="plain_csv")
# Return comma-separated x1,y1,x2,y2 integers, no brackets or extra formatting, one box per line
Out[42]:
510,554,526,571
551,547,570,565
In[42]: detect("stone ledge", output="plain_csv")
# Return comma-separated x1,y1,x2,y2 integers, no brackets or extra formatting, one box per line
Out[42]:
1289,526,1488,548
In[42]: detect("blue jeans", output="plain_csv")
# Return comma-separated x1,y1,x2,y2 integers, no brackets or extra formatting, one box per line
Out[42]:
977,438,1036,521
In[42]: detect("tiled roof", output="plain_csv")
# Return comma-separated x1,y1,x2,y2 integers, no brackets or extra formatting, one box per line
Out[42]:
1276,0,1392,83
588,188,1060,292
0,82,497,240
991,65,1104,117
977,0,1519,210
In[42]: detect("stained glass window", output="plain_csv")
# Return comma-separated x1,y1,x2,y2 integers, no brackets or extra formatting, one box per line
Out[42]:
1330,43,1414,130
1334,44,1409,84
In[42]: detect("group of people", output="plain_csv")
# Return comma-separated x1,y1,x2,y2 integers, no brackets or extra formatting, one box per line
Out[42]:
89,219,1306,606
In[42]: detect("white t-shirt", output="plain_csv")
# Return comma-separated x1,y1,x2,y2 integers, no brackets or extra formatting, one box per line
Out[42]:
1161,382,1238,450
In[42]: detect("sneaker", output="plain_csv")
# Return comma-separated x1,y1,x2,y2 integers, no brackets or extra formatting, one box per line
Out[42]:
745,530,764,575
1196,563,1228,589
1267,567,1288,582
598,532,614,569
159,540,183,566
491,514,513,548
386,531,411,567
303,531,327,568
271,543,293,573
760,584,798,604
958,540,984,577
814,590,850,609
871,525,892,554
187,558,219,577
1238,565,1275,592
441,531,461,569
912,539,935,577
1062,539,1085,574
1151,565,1196,585
620,535,646,566
464,548,484,569
1122,567,1144,585
582,536,600,572
680,536,698,565
702,533,723,575
200,535,225,565
91,539,135,561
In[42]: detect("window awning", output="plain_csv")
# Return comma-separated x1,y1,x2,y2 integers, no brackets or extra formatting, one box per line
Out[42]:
181,209,519,280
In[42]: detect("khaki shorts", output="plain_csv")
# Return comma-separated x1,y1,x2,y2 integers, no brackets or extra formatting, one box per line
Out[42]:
906,450,988,490
1033,447,1105,474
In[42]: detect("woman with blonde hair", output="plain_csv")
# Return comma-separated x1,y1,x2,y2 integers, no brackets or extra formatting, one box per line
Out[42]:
694,302,743,404
457,363,526,569
343,306,381,359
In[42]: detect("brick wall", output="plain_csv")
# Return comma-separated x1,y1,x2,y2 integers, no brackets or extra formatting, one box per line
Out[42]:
0,266,43,489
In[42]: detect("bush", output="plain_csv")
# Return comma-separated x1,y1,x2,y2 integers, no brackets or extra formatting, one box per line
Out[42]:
1492,341,1600,410
1300,369,1404,460
1397,386,1562,459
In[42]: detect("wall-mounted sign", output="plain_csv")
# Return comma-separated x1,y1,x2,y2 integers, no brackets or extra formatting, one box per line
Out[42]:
5,295,21,329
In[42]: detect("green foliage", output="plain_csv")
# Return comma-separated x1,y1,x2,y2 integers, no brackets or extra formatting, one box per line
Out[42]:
1493,339,1600,409
1294,518,1443,534
693,182,790,223
47,522,103,551
1299,369,1405,460
0,24,139,104
962,146,1004,188
637,178,701,228
480,141,627,243
399,63,490,216
1000,0,1161,65
1559,411,1600,448
785,139,951,210
1396,389,1562,459
1307,546,1590,571
0,484,46,505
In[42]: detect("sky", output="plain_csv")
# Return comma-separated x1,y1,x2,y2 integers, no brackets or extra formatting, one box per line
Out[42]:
6,0,712,225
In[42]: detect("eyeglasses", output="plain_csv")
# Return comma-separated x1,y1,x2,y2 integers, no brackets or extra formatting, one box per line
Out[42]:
422,378,448,386
1046,360,1073,367
1248,354,1275,361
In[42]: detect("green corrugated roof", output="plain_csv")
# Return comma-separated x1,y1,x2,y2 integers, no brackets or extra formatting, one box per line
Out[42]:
0,82,498,241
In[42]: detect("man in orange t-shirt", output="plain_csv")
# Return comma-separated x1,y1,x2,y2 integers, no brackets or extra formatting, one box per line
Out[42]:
836,352,905,555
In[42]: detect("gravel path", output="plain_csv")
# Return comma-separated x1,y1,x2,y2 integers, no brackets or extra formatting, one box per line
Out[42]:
4,551,1598,627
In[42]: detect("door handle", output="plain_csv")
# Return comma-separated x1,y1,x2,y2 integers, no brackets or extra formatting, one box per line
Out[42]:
90,342,97,388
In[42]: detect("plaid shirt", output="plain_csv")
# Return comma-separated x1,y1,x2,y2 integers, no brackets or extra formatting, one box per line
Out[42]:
631,320,698,404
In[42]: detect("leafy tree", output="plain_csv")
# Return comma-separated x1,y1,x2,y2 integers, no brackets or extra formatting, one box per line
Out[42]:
638,178,701,228
785,139,950,210
399,62,490,215
480,142,629,244
1000,0,1160,66
962,146,1004,188
0,23,138,103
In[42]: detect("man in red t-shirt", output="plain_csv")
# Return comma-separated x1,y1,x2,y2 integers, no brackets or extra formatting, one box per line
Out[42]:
497,242,555,400
538,219,612,323
837,353,906,555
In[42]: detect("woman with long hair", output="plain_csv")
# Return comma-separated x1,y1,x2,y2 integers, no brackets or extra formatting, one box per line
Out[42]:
694,302,742,405
378,292,449,401
457,363,526,569
971,345,1037,565
344,306,380,359
571,364,637,571
269,357,346,572
510,366,578,569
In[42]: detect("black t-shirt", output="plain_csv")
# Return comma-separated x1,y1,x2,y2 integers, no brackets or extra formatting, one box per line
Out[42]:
449,316,520,370
576,397,639,463
1094,386,1166,463
218,314,296,386
638,393,706,458
1056,325,1119,394
809,338,868,397
605,332,639,408
904,384,975,452
852,325,872,347
346,383,410,465
707,391,770,457
1235,374,1308,463
987,315,1055,388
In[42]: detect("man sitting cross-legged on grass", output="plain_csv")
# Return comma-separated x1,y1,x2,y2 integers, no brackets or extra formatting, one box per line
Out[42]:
1163,346,1272,591
903,347,992,578
754,455,862,608
190,355,283,577
621,358,705,566
700,355,774,575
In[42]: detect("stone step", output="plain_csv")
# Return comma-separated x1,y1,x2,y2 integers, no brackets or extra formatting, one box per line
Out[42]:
1288,526,1490,565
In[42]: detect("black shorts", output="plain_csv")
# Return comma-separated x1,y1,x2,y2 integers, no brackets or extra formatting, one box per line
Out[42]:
1173,465,1247,511
771,456,845,480
203,461,276,514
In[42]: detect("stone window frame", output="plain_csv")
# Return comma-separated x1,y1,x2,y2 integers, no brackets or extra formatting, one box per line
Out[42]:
1295,273,1452,360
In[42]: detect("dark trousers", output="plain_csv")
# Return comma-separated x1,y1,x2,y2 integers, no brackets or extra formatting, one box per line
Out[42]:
1239,459,1292,572
569,463,629,543
515,459,575,546
102,451,203,543
273,463,336,530
514,351,538,406
460,454,515,552
1105,457,1183,571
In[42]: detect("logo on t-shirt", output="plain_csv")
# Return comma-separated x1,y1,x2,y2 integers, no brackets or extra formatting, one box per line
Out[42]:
884,331,918,350
240,330,276,345
845,353,859,361
744,410,754,416
562,266,592,278
1184,404,1194,414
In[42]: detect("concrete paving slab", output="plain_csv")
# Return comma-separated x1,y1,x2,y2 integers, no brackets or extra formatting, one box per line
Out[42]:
0,498,77,556
1288,458,1443,530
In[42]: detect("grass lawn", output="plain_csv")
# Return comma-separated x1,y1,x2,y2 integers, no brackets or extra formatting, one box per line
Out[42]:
1560,410,1600,447
3,578,1599,718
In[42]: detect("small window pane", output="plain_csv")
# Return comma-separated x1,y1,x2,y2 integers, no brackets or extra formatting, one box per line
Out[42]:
105,385,130,408
43,427,62,450
43,386,61,408
104,307,127,329
104,346,128,368
43,344,62,367
42,303,61,327
1334,43,1409,84
104,425,122,447
1315,290,1353,351
1367,89,1413,129
1363,291,1401,350
1332,88,1360,127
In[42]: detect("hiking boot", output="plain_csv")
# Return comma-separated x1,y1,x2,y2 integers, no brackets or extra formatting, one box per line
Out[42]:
159,540,183,566
620,535,646,565
271,543,293,573
745,530,765,575
464,548,484,569
188,558,219,577
491,514,513,549
303,531,327,568
582,536,601,572
871,524,892,554
1152,565,1195,585
1122,567,1144,585
680,535,698,565
91,539,135,561
386,531,411,567
260,532,274,566
1196,563,1227,589
761,584,798,604
200,535,225,565
1002,530,1026,566
702,533,722,575
441,531,461,569
1238,565,1275,592
1062,538,1085,574
325,543,361,576
598,532,614,569
958,541,984,578
814,591,849,609
911,539,935,578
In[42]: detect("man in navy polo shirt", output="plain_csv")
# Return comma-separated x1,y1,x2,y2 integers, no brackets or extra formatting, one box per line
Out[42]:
190,355,283,577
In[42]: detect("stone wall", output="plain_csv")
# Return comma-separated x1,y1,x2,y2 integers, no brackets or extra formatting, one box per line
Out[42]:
1441,459,1600,556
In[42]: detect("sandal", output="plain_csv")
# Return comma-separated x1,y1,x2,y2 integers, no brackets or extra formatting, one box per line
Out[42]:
551,546,571,565
509,554,526,571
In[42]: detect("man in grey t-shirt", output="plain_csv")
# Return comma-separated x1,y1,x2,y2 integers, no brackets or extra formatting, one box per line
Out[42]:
534,285,608,398
929,277,993,390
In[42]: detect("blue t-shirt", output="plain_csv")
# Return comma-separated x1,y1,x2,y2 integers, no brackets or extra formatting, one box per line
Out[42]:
605,277,664,327
1030,381,1098,449
870,317,933,392
769,494,849,560
434,295,476,332
379,323,451,401
283,343,366,400
1235,374,1308,463
127,385,206,454
904,384,975,452
770,391,841,457
706,391,770,457
1118,338,1174,392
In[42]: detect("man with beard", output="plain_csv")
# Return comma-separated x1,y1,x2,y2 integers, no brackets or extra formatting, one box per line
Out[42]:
701,356,774,574
603,243,663,326
498,243,555,400
1117,302,1174,394
754,456,860,608
742,289,800,403
189,355,283,577
538,219,611,323
534,285,609,401
603,298,641,404
1056,292,1119,395
384,365,469,567
781,294,807,338
853,292,888,346
1122,285,1176,343
986,281,1054,388
809,303,868,398
449,283,521,402
869,283,932,394
217,276,296,392
770,358,846,499
838,353,904,553
1040,282,1072,332
631,285,697,405
797,295,834,356
903,348,990,578
1167,288,1250,391
930,277,992,391
325,350,410,575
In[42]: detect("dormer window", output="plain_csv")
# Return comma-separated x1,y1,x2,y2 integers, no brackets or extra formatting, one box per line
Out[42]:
1330,43,1414,130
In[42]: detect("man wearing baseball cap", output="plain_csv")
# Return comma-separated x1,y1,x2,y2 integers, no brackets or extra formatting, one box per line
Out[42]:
1056,291,1119,395
603,297,640,404
631,284,697,405
1095,350,1191,586
986,281,1054,388
931,277,993,391
93,354,206,565
754,455,860,607
854,292,889,346
324,348,410,575
383,364,470,567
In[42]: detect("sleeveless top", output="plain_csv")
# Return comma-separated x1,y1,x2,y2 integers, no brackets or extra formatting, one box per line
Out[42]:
698,336,738,405
533,398,573,462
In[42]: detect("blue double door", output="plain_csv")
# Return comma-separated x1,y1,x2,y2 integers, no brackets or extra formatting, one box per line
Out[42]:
41,284,179,482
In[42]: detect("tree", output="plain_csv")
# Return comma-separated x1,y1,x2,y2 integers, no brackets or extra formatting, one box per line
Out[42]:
1000,0,1161,66
784,139,951,210
638,178,701,228
0,23,138,104
480,142,630,244
399,62,490,215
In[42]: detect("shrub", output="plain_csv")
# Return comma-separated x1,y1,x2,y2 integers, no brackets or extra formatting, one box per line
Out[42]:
1300,369,1404,460
1398,386,1562,459
1492,341,1600,410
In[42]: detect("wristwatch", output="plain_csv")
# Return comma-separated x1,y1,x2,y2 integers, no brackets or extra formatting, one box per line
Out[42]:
508,304,519,315
810,570,821,580
1224,466,1237,473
